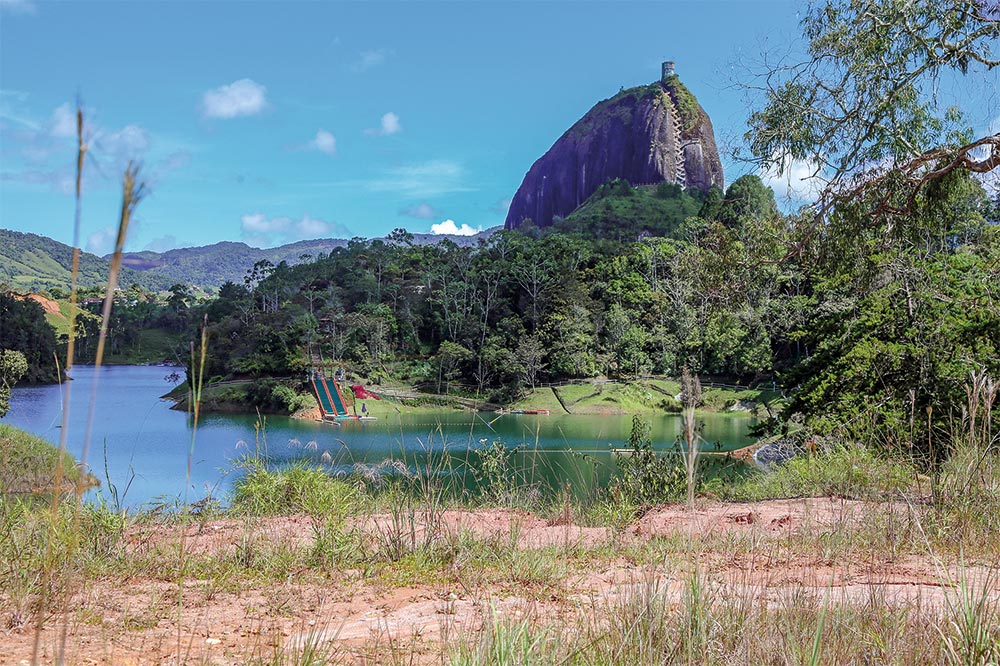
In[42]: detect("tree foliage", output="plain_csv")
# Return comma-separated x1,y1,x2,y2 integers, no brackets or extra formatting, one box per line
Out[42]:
190,176,803,401
0,349,28,418
747,0,999,204
0,292,59,384
744,0,1000,463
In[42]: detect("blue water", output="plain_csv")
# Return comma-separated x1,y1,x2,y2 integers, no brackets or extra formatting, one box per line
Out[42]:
7,365,757,508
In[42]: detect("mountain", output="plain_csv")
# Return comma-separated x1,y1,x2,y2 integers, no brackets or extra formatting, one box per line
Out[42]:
114,228,499,289
116,241,325,289
505,65,724,231
0,229,172,293
0,226,501,294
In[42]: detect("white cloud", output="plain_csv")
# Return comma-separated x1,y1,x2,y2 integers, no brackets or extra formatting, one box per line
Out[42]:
2,100,187,194
365,112,401,136
0,168,74,194
0,0,36,15
240,212,348,246
201,79,268,119
288,160,473,199
0,89,40,131
86,226,117,255
758,154,826,203
352,48,393,72
400,202,437,219
309,129,337,155
97,124,151,161
152,151,192,177
366,159,470,198
490,197,512,214
144,235,179,252
49,103,76,138
430,219,480,236
380,112,401,135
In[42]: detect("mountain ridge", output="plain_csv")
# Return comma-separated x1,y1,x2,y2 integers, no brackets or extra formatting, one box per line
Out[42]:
0,227,499,293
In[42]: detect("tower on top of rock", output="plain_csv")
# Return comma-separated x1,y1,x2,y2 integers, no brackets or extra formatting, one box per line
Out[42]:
661,61,675,81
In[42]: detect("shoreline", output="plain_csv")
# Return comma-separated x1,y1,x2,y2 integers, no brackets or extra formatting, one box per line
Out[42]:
164,375,779,421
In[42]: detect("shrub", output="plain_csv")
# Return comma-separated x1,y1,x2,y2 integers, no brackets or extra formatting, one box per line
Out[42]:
610,416,686,507
230,461,359,518
726,444,915,501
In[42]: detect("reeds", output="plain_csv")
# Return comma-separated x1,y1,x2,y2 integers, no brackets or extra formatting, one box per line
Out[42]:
29,103,148,663
681,367,702,509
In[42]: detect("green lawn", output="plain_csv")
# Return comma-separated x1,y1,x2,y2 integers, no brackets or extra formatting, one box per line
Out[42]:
510,387,568,413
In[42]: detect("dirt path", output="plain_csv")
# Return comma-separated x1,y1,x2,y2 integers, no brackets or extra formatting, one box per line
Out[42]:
3,498,997,664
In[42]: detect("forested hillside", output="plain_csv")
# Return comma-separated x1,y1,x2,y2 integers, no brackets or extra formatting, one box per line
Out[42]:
0,229,171,293
177,164,999,463
0,292,60,384
0,228,499,294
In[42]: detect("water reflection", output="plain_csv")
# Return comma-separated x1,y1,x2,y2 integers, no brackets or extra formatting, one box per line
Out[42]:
8,366,757,508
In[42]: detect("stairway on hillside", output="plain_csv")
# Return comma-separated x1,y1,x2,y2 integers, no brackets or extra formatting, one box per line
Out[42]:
671,105,687,187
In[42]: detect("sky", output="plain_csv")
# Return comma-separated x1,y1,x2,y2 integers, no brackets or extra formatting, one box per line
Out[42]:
1,1,996,255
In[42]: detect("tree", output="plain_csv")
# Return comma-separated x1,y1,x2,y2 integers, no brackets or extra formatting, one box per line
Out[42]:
746,0,999,238
166,283,193,327
0,293,59,383
434,340,473,394
716,175,778,229
783,175,1000,462
0,349,28,417
738,0,1000,465
515,335,546,391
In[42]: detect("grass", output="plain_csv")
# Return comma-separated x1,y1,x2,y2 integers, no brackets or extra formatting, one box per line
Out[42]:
510,380,771,416
509,387,565,413
3,439,999,662
725,444,918,501
43,297,96,339
230,459,360,519
0,422,96,494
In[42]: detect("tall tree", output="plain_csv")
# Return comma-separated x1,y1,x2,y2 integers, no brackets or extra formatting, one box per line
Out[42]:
746,0,999,238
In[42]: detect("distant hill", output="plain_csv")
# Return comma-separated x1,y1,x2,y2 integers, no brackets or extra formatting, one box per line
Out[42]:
0,229,172,293
0,227,499,293
116,241,313,290
113,229,499,289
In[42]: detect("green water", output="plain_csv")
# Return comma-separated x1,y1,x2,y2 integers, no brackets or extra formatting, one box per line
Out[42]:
7,365,756,508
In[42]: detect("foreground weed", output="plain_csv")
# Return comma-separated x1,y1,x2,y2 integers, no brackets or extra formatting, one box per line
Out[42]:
939,569,999,666
450,613,559,665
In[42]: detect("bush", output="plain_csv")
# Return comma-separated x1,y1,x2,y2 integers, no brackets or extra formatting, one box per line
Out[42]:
726,444,915,501
230,461,359,518
0,423,95,494
610,416,686,508
247,379,310,414
473,440,519,507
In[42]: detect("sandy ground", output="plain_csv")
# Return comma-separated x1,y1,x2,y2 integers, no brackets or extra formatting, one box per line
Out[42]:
3,498,997,664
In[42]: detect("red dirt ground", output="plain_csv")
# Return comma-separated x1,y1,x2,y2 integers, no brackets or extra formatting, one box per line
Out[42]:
3,498,996,665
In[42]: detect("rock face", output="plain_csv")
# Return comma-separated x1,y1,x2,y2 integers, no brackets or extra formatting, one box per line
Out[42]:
505,75,725,231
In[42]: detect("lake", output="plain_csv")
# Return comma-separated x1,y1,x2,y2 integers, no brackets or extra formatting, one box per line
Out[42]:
6,365,758,508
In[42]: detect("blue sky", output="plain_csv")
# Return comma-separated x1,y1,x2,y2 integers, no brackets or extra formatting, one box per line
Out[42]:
0,1,995,254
